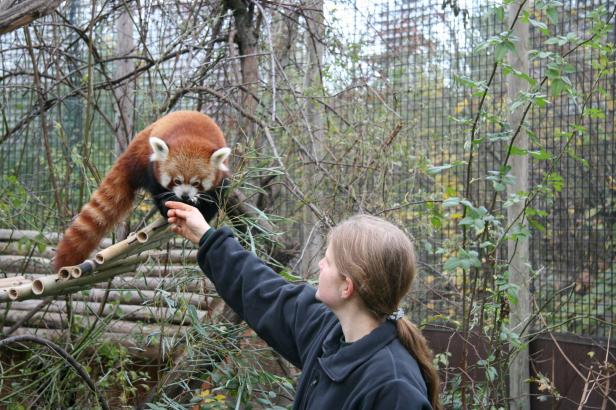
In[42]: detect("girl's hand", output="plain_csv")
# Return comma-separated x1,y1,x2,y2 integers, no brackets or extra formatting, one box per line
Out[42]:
165,201,211,244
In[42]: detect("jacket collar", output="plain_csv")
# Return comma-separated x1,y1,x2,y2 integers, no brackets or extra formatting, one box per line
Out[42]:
317,320,397,382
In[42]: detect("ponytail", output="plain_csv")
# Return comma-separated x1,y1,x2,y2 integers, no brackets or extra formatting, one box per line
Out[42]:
396,318,442,410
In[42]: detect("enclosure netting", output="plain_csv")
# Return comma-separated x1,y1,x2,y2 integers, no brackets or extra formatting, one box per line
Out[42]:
0,0,614,338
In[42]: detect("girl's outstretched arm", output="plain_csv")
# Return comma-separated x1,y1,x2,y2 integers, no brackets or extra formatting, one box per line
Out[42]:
166,200,335,368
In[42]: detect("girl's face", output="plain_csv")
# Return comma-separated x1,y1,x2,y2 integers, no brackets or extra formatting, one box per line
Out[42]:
315,245,347,309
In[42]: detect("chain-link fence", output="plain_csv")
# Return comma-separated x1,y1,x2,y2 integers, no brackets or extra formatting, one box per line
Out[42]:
1,0,614,339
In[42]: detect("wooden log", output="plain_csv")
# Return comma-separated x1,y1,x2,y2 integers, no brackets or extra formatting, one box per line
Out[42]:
0,255,53,274
0,229,60,242
62,288,212,309
0,242,55,258
0,229,113,248
2,306,190,336
0,272,212,295
4,301,208,325
0,276,29,288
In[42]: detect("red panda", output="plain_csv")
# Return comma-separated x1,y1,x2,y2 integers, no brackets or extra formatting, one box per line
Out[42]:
53,111,230,271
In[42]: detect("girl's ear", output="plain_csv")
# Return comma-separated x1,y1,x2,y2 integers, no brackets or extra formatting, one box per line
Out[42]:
341,276,355,299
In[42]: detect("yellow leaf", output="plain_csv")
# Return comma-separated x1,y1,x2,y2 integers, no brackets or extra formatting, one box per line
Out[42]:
455,98,468,114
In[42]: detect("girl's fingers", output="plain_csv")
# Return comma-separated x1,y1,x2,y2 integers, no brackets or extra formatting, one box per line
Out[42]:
166,201,193,211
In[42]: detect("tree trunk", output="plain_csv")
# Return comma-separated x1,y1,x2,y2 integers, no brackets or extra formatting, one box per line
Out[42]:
226,0,259,145
113,5,135,239
0,0,62,35
298,0,326,277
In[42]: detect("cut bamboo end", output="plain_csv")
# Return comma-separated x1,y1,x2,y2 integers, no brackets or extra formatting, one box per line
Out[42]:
58,267,72,279
70,259,96,279
8,284,33,300
136,218,168,243
32,275,61,295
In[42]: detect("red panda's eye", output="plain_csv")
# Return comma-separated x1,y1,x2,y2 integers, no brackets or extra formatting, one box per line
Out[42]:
191,181,200,187
173,177,182,185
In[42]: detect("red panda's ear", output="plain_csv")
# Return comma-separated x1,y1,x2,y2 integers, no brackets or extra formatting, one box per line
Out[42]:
149,137,169,162
211,147,231,172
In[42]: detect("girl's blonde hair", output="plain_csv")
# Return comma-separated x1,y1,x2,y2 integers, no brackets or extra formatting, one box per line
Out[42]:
329,214,442,409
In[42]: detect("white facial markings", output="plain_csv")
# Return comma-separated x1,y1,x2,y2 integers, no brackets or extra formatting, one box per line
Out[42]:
160,173,171,188
173,183,199,202
201,179,213,191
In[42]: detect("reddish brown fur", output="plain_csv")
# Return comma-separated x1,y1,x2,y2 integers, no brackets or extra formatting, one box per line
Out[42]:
53,111,228,271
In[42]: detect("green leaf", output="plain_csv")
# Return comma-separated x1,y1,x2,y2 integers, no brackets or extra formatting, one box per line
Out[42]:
528,217,546,232
509,145,528,156
583,107,606,119
546,6,559,24
453,74,487,90
528,18,549,34
431,215,442,229
494,6,505,22
546,172,564,192
444,249,482,272
549,78,570,96
487,131,513,142
530,149,552,160
495,40,515,61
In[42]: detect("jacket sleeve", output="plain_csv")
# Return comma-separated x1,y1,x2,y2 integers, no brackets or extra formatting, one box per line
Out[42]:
362,379,432,410
197,227,335,369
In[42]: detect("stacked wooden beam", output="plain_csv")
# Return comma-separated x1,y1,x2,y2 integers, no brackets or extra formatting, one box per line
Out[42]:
0,220,224,357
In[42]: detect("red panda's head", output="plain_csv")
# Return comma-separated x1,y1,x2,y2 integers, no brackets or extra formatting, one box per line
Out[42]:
148,136,230,203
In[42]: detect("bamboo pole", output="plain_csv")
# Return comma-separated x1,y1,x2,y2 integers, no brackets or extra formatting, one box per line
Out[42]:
31,274,60,295
94,232,141,264
8,283,34,300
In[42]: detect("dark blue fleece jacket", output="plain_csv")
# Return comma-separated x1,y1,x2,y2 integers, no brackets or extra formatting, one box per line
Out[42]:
197,227,431,410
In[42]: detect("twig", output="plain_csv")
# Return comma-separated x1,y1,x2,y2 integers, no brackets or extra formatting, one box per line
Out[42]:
0,334,109,410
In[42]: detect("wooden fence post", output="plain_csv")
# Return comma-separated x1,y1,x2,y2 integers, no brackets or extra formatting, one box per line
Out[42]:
507,1,531,409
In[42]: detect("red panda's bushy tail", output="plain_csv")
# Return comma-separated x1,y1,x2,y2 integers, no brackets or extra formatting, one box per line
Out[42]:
53,173,136,271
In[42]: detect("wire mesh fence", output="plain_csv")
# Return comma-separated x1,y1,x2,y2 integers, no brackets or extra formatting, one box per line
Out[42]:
0,0,614,340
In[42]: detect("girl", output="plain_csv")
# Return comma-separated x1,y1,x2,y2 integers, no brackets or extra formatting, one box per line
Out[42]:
166,201,441,409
